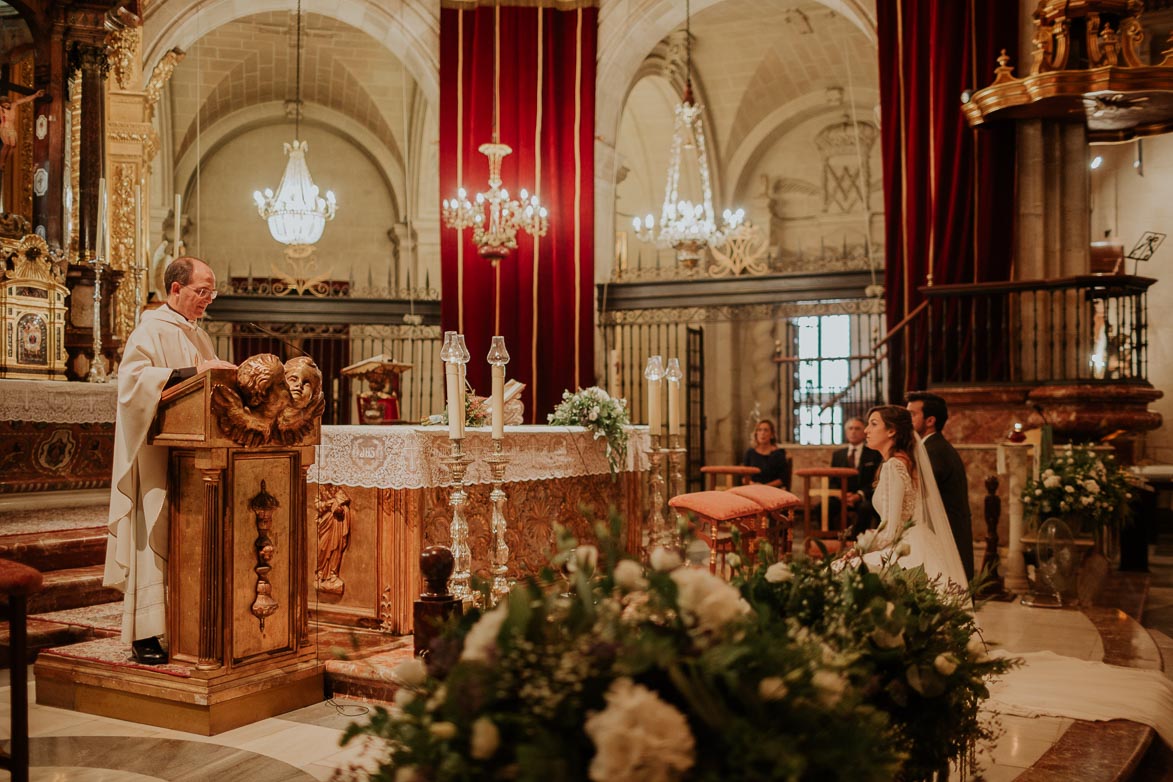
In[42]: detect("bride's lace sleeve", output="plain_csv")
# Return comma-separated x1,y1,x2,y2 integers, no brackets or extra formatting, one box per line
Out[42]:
872,458,912,548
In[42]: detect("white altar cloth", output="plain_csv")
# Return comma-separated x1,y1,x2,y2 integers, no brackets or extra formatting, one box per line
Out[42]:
309,425,651,489
0,379,117,423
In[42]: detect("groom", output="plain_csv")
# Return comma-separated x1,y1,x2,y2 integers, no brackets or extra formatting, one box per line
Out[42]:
906,392,974,581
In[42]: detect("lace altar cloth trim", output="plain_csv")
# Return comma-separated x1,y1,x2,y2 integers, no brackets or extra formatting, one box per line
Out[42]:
0,379,117,423
309,425,651,489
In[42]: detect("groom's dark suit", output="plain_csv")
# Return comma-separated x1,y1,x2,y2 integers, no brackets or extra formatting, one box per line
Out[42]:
923,432,974,581
831,444,882,534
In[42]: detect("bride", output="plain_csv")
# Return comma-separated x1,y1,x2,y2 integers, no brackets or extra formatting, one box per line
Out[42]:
857,405,1173,745
858,404,969,591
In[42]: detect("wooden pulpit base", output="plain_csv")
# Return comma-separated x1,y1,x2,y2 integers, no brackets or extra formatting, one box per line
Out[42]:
33,652,323,735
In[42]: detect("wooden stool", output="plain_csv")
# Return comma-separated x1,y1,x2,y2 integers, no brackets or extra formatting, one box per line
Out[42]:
700,465,760,491
668,491,764,575
0,559,44,782
793,467,858,541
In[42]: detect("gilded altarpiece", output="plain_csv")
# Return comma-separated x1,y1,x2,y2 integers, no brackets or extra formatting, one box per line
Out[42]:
308,427,649,634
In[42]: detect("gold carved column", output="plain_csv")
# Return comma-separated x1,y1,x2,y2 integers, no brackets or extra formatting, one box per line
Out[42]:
104,22,153,342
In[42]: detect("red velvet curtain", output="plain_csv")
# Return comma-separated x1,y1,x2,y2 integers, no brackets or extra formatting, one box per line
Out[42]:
440,2,596,422
877,0,1018,395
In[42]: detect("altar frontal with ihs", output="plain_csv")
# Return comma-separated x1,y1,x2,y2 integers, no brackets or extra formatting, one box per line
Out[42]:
35,352,327,735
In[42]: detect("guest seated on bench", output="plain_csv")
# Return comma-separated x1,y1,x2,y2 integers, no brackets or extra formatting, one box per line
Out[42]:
743,419,790,489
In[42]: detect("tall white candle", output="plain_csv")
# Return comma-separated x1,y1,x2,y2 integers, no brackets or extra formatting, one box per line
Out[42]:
648,378,661,437
95,177,106,261
174,193,182,255
667,378,679,436
446,362,461,440
456,361,466,439
491,364,505,439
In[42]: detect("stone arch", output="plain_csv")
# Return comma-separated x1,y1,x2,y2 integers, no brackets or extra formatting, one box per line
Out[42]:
142,0,439,108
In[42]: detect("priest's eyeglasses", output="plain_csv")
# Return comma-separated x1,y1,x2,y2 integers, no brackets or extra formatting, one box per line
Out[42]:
184,285,218,301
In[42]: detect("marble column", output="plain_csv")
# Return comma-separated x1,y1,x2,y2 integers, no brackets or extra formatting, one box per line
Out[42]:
1002,441,1033,593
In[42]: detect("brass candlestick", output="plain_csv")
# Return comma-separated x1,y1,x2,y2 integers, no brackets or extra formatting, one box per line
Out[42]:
439,438,475,600
484,438,512,604
87,258,109,383
667,432,686,539
646,433,669,551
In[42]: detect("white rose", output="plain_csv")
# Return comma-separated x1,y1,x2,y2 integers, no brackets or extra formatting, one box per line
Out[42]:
393,687,415,708
726,553,741,569
429,721,457,740
1035,489,1043,496
470,716,500,760
461,604,509,662
1043,475,1061,489
871,627,905,649
1084,479,1101,494
567,545,599,576
895,542,912,558
856,529,878,552
764,561,793,583
812,670,847,706
395,766,418,782
758,676,789,700
671,567,750,634
650,546,682,572
613,559,648,591
589,406,600,421
934,653,958,676
1064,485,1075,494
585,678,695,782
392,657,428,688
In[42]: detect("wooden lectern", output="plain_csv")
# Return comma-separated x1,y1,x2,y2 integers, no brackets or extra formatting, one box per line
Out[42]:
36,359,326,734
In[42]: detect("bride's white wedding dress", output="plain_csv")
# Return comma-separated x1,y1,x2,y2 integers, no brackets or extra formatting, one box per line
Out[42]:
864,435,1173,747
861,435,969,591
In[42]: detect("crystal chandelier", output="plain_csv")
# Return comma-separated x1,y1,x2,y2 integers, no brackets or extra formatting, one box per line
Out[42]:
631,0,745,268
252,0,337,247
442,4,548,266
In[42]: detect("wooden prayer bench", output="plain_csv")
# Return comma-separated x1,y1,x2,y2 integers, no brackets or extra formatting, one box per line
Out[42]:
670,486,800,573
700,465,760,490
0,559,43,782
793,466,858,557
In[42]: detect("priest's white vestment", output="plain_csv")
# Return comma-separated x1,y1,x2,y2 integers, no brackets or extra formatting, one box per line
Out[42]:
103,305,217,642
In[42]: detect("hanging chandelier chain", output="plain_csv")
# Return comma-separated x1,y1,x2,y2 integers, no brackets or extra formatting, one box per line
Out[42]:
684,0,692,102
493,0,501,144
295,0,303,139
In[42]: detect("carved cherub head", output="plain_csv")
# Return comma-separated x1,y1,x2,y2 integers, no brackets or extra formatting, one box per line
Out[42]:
236,353,290,412
284,355,323,410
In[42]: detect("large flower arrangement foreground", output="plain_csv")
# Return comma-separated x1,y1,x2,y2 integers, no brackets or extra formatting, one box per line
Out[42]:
340,525,1013,782
1021,444,1133,540
548,387,630,475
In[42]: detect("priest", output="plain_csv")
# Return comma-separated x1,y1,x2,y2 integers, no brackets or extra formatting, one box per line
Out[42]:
103,256,236,665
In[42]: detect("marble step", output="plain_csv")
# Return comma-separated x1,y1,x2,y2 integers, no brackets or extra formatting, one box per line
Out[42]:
0,526,107,573
8,564,123,616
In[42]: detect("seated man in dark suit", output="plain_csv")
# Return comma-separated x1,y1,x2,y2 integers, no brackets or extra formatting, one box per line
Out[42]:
830,416,882,535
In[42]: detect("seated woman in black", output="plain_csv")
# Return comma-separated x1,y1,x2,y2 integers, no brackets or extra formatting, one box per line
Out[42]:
742,419,788,488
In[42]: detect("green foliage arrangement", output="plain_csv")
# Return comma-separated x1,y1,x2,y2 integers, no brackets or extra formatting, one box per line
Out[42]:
339,523,1013,782
547,387,630,474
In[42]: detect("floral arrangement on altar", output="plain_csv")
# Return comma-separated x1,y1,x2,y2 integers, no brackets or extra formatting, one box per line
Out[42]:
339,525,1012,782
1020,444,1133,540
547,386,630,474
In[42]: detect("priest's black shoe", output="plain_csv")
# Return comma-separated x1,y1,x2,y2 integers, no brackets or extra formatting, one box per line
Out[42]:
131,637,168,665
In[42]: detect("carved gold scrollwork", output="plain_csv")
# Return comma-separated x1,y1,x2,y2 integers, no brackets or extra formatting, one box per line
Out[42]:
106,26,141,90
145,49,185,122
248,480,280,630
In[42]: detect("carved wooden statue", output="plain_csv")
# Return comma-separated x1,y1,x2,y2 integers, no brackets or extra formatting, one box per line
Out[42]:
314,485,351,595
211,353,326,447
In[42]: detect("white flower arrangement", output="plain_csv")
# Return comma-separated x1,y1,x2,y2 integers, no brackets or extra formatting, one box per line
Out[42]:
584,678,696,782
548,386,630,474
1021,445,1133,538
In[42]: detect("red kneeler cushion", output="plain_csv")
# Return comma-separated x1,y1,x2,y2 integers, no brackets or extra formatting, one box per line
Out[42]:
726,484,800,511
669,491,762,521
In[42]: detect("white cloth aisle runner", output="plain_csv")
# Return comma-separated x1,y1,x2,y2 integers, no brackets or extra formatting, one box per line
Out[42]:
985,649,1173,746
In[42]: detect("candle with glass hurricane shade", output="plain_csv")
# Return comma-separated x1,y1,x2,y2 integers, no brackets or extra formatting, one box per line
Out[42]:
665,357,682,436
644,355,668,550
441,332,461,439
645,355,663,437
455,333,470,435
487,336,510,439
87,180,109,383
